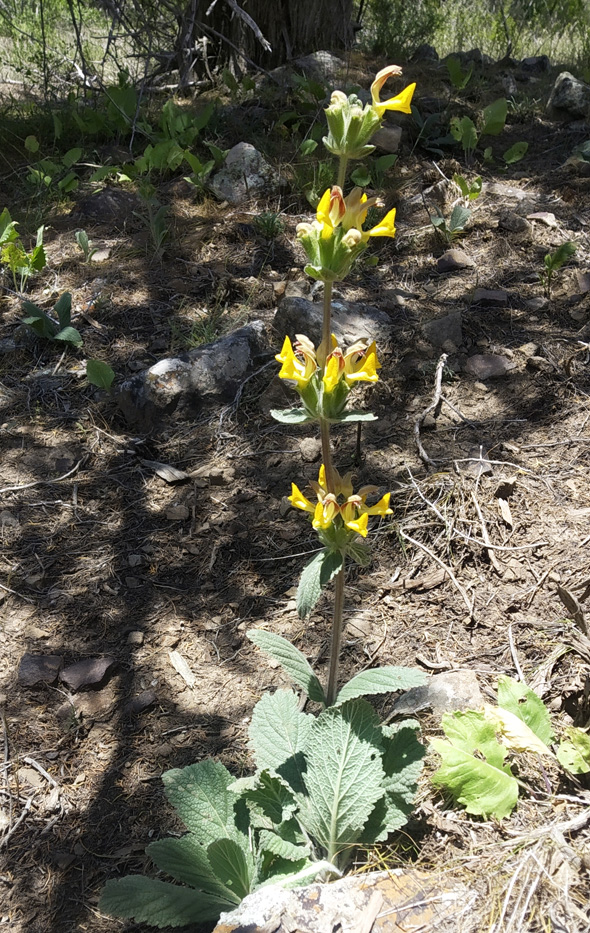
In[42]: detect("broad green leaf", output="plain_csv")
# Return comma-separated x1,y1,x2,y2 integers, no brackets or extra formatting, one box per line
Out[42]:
249,689,312,794
450,116,477,153
232,768,297,826
207,838,253,900
299,139,318,156
503,141,528,164
449,204,471,232
87,359,115,391
147,836,239,902
453,173,470,197
0,207,18,244
547,240,577,271
362,721,425,842
54,292,72,328
54,326,83,347
21,300,57,338
99,876,228,926
375,153,398,172
481,98,508,136
446,56,473,89
557,727,590,774
297,699,385,863
483,705,553,757
333,411,378,423
335,667,427,707
62,147,82,169
247,630,326,705
296,549,343,620
345,540,371,567
496,676,554,745
270,407,314,424
350,167,371,186
431,711,518,819
25,134,39,153
162,760,246,846
258,829,310,862
258,859,339,890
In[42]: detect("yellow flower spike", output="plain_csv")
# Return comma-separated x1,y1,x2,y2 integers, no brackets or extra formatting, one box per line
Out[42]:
371,65,416,118
367,207,397,239
289,483,315,514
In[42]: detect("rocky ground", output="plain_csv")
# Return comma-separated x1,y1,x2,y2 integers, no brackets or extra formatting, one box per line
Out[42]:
1,49,590,933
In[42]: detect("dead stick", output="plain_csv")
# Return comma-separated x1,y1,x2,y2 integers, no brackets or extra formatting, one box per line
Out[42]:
401,530,474,619
414,353,448,467
470,491,503,575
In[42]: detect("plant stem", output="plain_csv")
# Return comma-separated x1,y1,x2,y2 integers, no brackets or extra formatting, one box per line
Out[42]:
337,156,348,190
326,564,346,706
320,280,336,494
321,279,333,352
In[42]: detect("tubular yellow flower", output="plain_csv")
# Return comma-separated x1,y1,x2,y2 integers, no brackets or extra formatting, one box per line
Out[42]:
366,207,397,239
343,512,369,537
317,187,346,238
323,349,345,393
342,188,383,231
275,335,317,388
343,340,380,385
288,482,315,514
363,492,392,517
371,65,416,118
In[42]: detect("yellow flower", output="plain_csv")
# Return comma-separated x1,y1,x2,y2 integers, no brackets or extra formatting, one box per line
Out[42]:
343,340,381,385
288,482,315,514
316,186,346,238
342,187,383,232
371,65,416,118
291,464,391,539
275,335,317,388
322,349,345,393
365,207,396,240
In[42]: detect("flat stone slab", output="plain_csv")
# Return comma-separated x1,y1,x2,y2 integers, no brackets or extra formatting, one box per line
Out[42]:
389,670,484,716
215,868,476,933
274,297,391,347
464,354,515,379
18,654,63,686
59,657,117,691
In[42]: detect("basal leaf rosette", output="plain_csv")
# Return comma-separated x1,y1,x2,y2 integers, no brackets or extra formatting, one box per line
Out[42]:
296,186,396,283
323,66,416,160
273,332,381,423
290,464,392,551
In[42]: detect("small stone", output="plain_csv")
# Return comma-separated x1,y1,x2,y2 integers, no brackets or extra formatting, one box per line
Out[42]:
389,670,484,716
299,437,322,462
518,341,539,357
464,354,515,379
371,125,402,153
127,631,145,647
548,71,590,120
498,211,532,238
125,576,141,588
90,248,111,263
73,683,118,720
423,311,463,348
16,767,45,788
166,503,190,521
128,554,143,567
18,654,63,686
521,54,550,73
472,288,509,306
124,689,157,715
436,249,475,273
527,211,557,227
209,142,282,205
60,657,116,691
527,355,555,373
526,297,548,311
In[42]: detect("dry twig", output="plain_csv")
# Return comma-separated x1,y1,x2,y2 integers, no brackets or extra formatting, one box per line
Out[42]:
414,352,448,467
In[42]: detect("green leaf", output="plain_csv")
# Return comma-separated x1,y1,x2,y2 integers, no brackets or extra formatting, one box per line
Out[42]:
483,146,493,162
557,727,590,774
547,240,577,271
345,540,371,567
481,98,508,136
496,676,555,745
503,141,528,164
25,134,40,153
232,768,297,826
249,689,313,794
0,207,18,245
87,359,115,391
362,721,425,842
453,173,469,197
54,292,72,328
99,876,228,926
296,549,343,620
375,154,398,172
62,147,82,168
431,711,518,819
147,836,239,902
207,838,253,900
299,139,318,156
162,760,246,847
258,829,310,862
297,699,385,864
335,667,427,706
449,204,471,232
54,326,83,347
446,56,473,89
247,630,326,705
270,407,314,424
350,167,371,186
333,411,378,423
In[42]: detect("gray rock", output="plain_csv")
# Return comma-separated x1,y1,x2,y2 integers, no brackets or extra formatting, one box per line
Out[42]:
294,51,344,83
274,297,391,346
127,630,145,646
60,657,116,691
498,211,533,238
18,654,63,686
411,43,439,62
389,670,484,716
299,437,322,462
209,143,281,204
472,288,510,306
73,188,142,226
547,71,590,119
423,311,463,348
500,72,518,97
521,54,550,73
124,689,157,715
116,321,267,431
526,297,548,311
371,124,402,153
464,354,515,379
437,249,475,273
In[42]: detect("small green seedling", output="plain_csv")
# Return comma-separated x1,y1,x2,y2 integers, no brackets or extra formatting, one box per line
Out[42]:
86,359,115,391
350,153,398,189
1,224,46,292
430,204,471,244
21,292,82,347
450,115,478,160
540,241,577,297
75,230,98,263
253,212,286,240
502,141,529,165
453,173,482,201
446,56,473,90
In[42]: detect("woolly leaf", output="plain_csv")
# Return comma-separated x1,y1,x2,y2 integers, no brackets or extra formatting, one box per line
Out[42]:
335,667,427,706
99,876,228,927
147,836,239,902
247,630,326,705
503,141,528,164
297,699,385,863
162,760,247,846
557,727,590,774
207,838,253,901
258,829,311,862
249,689,312,794
297,549,343,620
232,768,297,826
270,408,314,424
362,721,425,842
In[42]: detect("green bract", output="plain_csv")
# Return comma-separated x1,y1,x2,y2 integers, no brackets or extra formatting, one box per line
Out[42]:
323,91,381,161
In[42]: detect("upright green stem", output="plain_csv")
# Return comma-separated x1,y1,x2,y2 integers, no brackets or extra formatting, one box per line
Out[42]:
320,280,336,494
326,564,346,706
321,279,333,352
337,156,348,190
